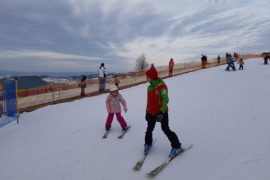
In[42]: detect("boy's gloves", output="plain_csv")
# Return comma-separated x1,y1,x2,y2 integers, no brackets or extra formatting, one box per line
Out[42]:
156,113,164,122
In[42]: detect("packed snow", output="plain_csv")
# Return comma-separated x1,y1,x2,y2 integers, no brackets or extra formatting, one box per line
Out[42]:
0,58,270,180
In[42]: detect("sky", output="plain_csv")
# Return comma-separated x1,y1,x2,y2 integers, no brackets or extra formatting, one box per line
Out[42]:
0,0,269,73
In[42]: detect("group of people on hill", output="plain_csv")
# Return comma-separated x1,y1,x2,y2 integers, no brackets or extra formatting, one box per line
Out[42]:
225,52,245,71
77,63,121,97
200,52,245,71
77,60,183,157
79,52,250,156
80,52,249,98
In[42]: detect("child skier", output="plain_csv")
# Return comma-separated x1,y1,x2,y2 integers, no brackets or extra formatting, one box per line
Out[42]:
105,84,128,131
238,58,245,70
113,75,121,87
144,67,182,158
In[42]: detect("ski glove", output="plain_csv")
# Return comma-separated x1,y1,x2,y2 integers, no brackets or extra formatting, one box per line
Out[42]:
156,113,164,122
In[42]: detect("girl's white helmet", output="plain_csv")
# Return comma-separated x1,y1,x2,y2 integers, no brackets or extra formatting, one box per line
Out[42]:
109,84,118,92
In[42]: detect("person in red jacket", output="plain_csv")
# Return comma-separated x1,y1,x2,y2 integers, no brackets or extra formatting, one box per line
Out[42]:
144,67,182,158
168,58,174,77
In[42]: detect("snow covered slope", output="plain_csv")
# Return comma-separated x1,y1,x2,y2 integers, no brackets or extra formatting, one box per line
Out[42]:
0,58,270,180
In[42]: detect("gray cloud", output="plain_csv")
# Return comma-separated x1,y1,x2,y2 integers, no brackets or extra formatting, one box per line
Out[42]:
0,0,269,73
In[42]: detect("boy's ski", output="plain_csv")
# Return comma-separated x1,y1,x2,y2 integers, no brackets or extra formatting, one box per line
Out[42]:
102,130,110,139
118,125,131,139
146,144,193,177
133,154,147,171
133,139,156,171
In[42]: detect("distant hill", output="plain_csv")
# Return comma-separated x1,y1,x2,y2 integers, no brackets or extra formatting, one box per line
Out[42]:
0,71,99,90
0,71,97,78
0,76,48,90
0,71,127,90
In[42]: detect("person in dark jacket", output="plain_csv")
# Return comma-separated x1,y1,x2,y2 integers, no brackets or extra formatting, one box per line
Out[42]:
144,67,182,158
78,75,87,97
217,55,221,66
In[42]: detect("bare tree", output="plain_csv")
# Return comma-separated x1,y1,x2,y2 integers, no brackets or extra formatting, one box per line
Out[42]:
135,54,149,71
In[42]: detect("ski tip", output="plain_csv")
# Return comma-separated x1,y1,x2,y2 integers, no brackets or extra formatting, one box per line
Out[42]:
146,172,157,177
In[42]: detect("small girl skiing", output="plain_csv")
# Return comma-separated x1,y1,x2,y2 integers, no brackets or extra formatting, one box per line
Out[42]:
105,84,128,131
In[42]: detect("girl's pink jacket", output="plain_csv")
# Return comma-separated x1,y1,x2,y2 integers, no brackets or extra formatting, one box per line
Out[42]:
106,93,127,113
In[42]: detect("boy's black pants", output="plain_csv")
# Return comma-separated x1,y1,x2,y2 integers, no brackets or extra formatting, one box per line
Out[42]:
145,112,181,149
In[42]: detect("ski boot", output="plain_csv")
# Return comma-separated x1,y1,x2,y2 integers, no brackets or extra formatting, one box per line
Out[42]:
169,147,184,158
144,144,152,155
122,127,128,132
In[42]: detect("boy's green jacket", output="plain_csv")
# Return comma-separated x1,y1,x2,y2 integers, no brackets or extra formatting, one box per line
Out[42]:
147,78,169,115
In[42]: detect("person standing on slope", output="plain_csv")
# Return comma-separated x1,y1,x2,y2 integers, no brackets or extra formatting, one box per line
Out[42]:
168,58,174,77
78,75,87,97
238,58,245,70
98,63,107,93
144,67,182,158
105,84,128,132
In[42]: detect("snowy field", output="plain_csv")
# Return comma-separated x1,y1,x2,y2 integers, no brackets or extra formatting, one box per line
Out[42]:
0,58,270,180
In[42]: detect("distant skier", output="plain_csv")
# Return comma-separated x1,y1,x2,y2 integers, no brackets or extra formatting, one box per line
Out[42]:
238,58,245,70
98,63,107,93
105,84,128,132
226,54,236,71
201,54,207,69
264,56,269,65
168,58,174,77
78,75,87,97
144,67,182,158
113,75,121,88
217,55,221,66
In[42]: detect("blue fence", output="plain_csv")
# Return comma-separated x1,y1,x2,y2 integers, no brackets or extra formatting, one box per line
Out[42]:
0,80,18,128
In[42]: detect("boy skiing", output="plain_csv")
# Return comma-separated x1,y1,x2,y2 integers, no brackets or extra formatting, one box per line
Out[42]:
144,67,182,158
105,84,128,132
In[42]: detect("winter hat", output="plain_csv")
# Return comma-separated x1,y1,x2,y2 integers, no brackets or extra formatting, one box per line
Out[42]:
109,84,118,92
146,67,158,80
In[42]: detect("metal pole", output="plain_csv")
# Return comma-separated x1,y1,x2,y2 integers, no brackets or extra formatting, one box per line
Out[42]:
15,79,19,124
